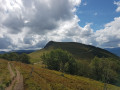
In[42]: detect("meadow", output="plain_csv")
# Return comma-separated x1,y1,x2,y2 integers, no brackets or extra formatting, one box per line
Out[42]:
12,61,120,90
0,59,11,89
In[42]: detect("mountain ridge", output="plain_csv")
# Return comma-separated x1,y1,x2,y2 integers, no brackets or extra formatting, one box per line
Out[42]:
0,50,36,54
44,41,119,59
29,41,119,63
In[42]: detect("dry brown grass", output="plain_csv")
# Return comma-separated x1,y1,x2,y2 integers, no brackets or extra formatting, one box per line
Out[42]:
0,59,11,89
12,61,120,90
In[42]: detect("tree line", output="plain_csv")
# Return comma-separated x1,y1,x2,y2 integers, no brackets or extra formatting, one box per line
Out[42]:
0,52,30,64
41,49,120,85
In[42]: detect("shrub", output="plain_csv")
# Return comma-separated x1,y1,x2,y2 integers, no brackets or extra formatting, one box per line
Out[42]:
90,57,118,84
19,53,30,64
0,53,30,64
41,49,77,74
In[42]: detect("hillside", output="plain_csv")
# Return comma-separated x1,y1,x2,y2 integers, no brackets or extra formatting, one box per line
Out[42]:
29,41,119,63
0,59,11,89
1,59,120,90
0,59,24,90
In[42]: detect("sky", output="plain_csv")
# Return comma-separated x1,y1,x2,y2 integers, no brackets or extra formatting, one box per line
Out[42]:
0,0,120,51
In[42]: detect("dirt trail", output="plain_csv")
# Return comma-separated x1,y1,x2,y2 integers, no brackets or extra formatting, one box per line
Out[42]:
13,68,24,90
5,62,24,90
8,62,15,79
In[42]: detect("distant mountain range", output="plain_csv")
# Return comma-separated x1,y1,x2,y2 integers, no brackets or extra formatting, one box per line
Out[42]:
0,50,36,54
0,43,120,58
0,51,6,54
105,48,120,57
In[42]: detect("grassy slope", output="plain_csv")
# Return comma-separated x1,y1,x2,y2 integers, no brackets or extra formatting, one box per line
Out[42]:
0,59,11,89
29,41,119,63
12,61,120,90
29,49,50,63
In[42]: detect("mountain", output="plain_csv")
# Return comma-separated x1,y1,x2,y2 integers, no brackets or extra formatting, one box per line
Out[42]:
0,50,36,54
11,50,36,54
44,41,119,59
1,42,120,89
29,41,119,63
105,48,120,57
0,51,7,54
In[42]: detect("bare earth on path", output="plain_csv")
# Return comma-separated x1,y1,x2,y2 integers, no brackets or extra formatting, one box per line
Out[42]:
8,62,15,79
5,62,24,90
13,68,24,90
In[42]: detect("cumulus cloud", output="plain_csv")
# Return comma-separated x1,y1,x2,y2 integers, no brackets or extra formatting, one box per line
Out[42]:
25,15,120,48
70,0,81,6
0,35,13,49
0,0,120,50
95,17,120,48
0,0,81,50
44,15,94,45
114,1,120,12
0,0,81,34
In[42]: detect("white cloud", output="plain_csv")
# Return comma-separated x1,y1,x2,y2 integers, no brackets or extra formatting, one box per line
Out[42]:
95,17,120,48
0,0,82,50
70,0,81,6
45,15,94,45
0,0,120,51
1,0,82,34
0,35,13,49
114,1,120,12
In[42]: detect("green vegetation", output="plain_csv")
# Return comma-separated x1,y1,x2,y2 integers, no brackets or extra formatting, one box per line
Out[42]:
29,41,120,87
19,53,30,64
29,49,50,64
0,53,30,64
12,61,120,90
90,57,119,84
41,49,120,86
44,41,119,60
41,49,77,74
1,41,120,89
29,41,119,63
0,59,11,89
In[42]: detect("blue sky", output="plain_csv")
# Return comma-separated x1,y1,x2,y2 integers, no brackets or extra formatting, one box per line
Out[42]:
77,0,120,30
